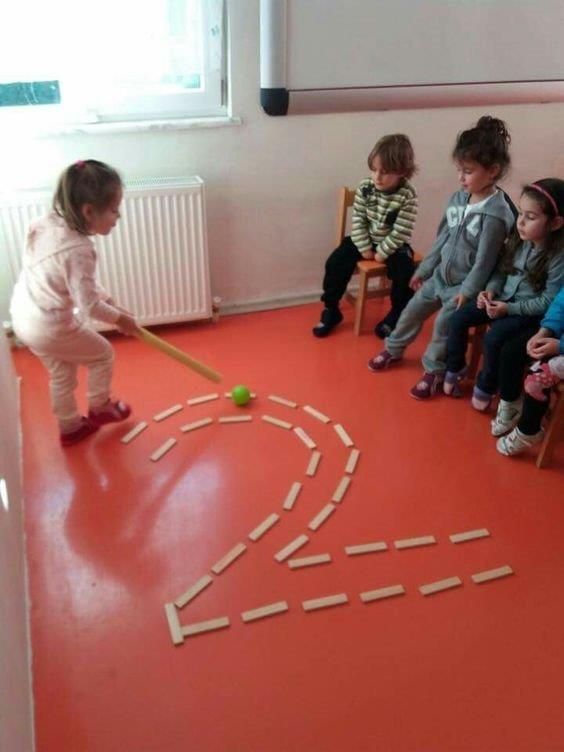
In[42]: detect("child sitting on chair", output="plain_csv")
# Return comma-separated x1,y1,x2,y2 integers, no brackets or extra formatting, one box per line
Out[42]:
312,134,418,338
497,285,564,456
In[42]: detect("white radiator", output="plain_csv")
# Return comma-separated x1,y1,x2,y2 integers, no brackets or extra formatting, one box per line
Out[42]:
0,176,212,326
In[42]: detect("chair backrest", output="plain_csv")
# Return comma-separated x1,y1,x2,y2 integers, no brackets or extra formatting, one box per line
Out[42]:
335,187,356,246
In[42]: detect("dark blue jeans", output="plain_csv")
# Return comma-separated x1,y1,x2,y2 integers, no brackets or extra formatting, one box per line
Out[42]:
446,300,540,396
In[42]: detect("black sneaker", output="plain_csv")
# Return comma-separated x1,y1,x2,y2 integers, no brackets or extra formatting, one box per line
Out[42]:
312,308,343,338
374,321,393,339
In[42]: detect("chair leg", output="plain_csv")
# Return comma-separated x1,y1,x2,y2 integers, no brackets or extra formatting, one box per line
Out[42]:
536,389,564,469
354,270,369,336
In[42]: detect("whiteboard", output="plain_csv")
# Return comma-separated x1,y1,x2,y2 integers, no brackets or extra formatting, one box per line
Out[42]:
260,0,564,115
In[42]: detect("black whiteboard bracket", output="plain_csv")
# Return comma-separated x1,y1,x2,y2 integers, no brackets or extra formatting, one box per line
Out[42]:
260,88,289,116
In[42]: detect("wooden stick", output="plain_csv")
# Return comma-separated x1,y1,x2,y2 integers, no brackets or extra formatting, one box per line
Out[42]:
120,421,148,444
241,601,289,623
136,327,222,383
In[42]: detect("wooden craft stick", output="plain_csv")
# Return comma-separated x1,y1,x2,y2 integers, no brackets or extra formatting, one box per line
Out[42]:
293,426,316,449
394,535,436,550
449,528,490,544
345,542,388,556
471,565,514,584
302,593,348,612
262,415,293,430
419,576,462,596
249,513,280,541
332,476,351,503
334,423,354,447
241,601,289,623
136,327,221,383
268,395,297,408
308,503,336,531
182,616,230,637
282,481,302,511
180,417,213,432
345,448,360,474
174,575,213,609
164,603,184,645
302,405,330,423
150,437,177,462
225,391,256,398
360,585,405,603
218,415,253,423
121,421,148,444
274,534,309,562
305,450,322,477
187,393,219,406
211,543,247,574
288,553,331,569
153,404,183,422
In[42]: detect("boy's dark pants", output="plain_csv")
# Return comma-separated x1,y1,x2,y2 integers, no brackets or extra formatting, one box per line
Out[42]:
320,236,415,329
446,300,540,396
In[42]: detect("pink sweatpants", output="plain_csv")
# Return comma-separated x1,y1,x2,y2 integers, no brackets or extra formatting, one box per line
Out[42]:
14,316,114,432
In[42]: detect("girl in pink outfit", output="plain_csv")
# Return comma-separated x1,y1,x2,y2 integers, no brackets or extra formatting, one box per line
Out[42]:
10,160,138,446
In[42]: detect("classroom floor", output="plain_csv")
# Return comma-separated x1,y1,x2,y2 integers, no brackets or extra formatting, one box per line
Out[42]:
14,300,564,752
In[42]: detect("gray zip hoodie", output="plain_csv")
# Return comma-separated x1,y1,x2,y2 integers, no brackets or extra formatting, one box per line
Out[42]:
417,189,515,300
486,240,564,317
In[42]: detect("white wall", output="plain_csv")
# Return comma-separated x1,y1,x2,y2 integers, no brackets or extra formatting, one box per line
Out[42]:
0,334,34,752
1,0,564,320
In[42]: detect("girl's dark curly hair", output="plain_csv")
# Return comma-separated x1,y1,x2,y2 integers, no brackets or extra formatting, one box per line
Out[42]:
452,115,511,179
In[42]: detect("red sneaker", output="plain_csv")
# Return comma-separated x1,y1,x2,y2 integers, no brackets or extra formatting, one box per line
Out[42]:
88,399,131,427
60,417,99,447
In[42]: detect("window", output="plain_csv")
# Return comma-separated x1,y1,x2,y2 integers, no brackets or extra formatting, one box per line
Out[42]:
0,0,225,126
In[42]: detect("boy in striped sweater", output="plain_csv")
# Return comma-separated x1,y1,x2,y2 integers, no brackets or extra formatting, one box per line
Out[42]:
313,134,418,338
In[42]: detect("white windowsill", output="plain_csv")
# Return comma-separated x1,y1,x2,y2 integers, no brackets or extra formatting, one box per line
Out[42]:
30,115,243,138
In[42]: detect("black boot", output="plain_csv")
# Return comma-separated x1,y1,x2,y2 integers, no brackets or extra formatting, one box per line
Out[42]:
312,307,343,338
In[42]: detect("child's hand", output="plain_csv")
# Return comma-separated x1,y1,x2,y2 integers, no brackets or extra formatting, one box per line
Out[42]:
361,250,375,260
455,294,468,310
374,251,387,264
116,313,140,336
527,337,560,360
477,290,493,309
409,275,423,291
485,300,508,319
524,363,559,401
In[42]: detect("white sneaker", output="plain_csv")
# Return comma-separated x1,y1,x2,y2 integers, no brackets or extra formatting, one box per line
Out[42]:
496,427,544,456
490,398,523,437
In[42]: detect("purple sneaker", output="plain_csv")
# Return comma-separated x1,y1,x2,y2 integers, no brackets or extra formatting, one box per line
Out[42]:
409,372,444,400
367,349,402,372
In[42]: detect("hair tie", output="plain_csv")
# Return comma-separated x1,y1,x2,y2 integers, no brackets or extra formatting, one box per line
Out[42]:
75,160,86,170
529,183,560,217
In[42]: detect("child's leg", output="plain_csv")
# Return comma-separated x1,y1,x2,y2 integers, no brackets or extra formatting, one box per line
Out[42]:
518,391,551,435
445,300,489,374
376,245,415,336
420,297,459,374
384,281,441,358
320,236,361,309
497,324,540,402
476,317,538,397
35,325,114,430
314,236,361,337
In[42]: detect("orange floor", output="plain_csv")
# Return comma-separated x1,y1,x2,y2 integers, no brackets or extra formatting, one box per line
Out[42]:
15,301,563,752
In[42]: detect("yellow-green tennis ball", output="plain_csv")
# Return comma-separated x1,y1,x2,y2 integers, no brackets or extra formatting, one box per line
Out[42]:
231,384,251,406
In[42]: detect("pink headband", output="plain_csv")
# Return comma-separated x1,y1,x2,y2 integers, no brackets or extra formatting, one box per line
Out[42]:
75,160,85,170
529,183,560,217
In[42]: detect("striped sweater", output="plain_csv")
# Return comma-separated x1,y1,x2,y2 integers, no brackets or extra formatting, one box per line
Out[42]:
350,178,418,259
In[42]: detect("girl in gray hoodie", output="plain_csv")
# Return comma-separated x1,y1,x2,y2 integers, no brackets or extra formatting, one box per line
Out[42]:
368,116,515,400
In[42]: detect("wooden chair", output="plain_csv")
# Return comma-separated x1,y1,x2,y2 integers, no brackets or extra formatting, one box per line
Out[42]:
536,382,564,469
338,187,422,335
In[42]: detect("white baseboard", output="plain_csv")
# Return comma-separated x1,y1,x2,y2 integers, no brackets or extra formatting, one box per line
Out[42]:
219,290,321,316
